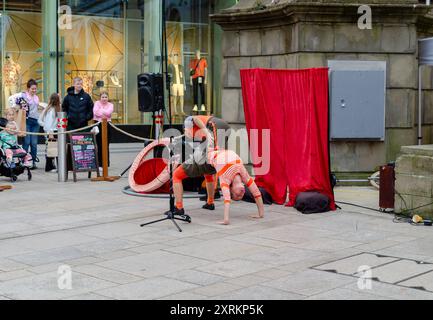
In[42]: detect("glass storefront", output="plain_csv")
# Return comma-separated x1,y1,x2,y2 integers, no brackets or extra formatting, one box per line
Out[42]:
0,0,236,126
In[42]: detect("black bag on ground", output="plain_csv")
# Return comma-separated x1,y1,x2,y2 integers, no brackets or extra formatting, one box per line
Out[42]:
294,191,330,214
243,187,273,205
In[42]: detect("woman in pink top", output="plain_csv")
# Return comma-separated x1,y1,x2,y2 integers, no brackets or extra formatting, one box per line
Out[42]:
93,91,114,167
93,91,114,122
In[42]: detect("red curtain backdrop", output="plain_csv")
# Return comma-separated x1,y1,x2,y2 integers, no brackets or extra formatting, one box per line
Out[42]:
241,68,336,210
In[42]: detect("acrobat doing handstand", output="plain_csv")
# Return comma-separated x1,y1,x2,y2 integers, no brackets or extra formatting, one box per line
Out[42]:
173,116,265,225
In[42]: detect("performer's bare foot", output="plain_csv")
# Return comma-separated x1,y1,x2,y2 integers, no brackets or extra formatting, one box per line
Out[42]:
250,214,264,220
218,220,230,226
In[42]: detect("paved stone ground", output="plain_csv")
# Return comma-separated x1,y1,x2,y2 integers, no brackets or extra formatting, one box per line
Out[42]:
0,143,432,300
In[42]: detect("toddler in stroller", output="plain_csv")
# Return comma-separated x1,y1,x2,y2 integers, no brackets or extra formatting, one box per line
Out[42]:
0,119,33,182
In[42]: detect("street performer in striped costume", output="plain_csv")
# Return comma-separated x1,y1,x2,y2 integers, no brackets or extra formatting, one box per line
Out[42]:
173,116,264,225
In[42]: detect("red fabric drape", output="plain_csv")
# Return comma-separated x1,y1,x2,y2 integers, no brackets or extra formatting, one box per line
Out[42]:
241,68,335,210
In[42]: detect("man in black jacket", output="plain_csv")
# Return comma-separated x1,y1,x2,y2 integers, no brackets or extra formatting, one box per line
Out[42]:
62,77,94,131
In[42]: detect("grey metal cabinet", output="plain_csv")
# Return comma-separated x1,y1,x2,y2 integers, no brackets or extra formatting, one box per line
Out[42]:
328,60,386,141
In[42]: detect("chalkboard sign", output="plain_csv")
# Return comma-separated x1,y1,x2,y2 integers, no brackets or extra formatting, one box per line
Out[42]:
69,133,100,182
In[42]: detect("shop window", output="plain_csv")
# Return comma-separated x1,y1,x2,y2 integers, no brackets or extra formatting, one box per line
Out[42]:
59,0,123,18
1,7,42,111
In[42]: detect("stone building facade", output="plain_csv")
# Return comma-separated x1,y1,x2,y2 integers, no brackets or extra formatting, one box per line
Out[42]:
211,0,433,174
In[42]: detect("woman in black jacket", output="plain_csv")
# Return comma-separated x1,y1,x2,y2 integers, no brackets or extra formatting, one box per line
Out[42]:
62,77,94,131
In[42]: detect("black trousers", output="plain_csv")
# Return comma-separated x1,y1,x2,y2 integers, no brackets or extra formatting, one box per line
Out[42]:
45,137,57,172
192,77,205,105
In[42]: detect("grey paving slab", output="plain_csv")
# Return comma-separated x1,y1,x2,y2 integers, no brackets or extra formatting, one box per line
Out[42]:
27,263,69,275
305,288,392,300
285,237,363,253
0,259,30,272
63,293,114,300
250,225,341,244
293,213,375,233
327,229,401,243
96,251,211,278
11,231,102,251
314,253,399,276
0,270,35,281
93,277,198,300
164,270,227,286
243,246,322,267
123,243,171,254
226,234,290,248
213,285,305,300
196,259,274,278
74,238,142,255
0,272,116,300
262,269,355,296
375,240,433,262
370,260,433,284
28,215,97,228
251,268,295,280
0,222,36,234
159,292,209,300
163,239,268,262
277,248,364,274
0,240,34,258
94,250,138,260
76,222,150,239
343,281,433,300
63,256,104,267
354,240,402,252
192,282,242,297
9,247,93,267
75,265,143,285
399,271,433,292
123,232,183,245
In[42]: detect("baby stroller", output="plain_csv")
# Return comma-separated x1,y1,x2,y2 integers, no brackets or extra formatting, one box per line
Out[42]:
0,118,32,182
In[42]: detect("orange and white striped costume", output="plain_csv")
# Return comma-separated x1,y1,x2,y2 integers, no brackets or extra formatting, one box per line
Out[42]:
208,149,262,204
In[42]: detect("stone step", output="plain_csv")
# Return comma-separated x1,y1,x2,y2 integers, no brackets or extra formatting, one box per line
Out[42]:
396,154,433,176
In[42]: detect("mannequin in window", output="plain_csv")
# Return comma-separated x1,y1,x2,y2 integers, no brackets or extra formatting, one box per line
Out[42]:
3,54,22,107
189,50,208,112
168,54,186,117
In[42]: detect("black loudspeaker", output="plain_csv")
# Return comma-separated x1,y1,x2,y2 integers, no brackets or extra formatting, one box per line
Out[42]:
137,73,164,112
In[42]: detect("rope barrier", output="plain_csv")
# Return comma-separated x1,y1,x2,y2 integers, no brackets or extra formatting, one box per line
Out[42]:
108,121,185,142
0,120,184,141
0,122,101,137
108,122,155,142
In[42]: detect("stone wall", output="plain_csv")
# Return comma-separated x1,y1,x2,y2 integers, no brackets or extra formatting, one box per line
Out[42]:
212,0,433,173
395,145,433,219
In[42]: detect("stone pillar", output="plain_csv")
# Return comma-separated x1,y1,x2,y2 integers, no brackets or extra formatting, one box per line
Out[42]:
395,145,433,219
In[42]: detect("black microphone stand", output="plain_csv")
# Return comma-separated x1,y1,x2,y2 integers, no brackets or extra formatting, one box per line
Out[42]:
140,0,191,232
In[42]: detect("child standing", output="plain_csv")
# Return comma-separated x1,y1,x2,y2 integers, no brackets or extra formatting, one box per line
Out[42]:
93,91,114,168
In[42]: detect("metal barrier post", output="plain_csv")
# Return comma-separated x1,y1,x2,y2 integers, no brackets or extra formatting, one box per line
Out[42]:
57,112,68,182
91,119,120,182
